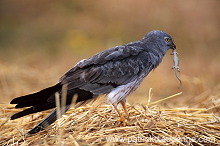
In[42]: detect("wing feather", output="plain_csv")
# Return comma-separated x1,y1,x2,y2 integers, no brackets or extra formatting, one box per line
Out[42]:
60,42,152,97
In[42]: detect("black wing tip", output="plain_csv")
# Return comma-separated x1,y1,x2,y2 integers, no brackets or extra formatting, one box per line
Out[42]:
10,95,29,104
10,98,18,104
10,114,19,120
11,115,46,135
14,104,23,108
10,83,62,105
27,126,45,135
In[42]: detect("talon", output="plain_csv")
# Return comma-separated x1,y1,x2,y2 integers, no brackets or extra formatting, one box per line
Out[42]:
112,101,129,126
117,116,126,126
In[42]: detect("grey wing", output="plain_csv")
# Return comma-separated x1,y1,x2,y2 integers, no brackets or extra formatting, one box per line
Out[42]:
60,44,152,97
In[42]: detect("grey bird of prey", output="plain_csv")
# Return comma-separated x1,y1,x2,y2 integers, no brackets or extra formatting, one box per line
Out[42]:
10,30,177,135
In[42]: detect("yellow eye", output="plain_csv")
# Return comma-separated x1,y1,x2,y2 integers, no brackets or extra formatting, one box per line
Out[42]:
165,38,171,42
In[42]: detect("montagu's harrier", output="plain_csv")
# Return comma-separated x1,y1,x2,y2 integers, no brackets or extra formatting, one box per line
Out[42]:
10,30,179,134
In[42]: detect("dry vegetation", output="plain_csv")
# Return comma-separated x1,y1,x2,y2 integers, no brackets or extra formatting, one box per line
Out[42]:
0,90,220,145
0,0,220,145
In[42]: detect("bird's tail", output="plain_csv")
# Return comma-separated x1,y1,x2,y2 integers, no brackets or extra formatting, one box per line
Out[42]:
10,83,95,134
10,83,62,120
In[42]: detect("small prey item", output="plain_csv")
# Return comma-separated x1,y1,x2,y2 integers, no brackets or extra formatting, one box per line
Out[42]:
171,49,182,88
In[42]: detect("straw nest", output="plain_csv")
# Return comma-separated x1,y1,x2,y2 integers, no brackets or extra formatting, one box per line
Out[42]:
0,89,220,145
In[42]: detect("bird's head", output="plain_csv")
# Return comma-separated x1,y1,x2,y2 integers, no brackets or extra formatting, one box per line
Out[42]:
143,30,176,53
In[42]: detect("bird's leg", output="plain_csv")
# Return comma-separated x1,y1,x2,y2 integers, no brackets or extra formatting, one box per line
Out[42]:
112,104,126,126
119,101,129,119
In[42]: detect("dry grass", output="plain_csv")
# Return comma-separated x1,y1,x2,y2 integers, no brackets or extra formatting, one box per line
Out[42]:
1,89,220,145
0,1,220,145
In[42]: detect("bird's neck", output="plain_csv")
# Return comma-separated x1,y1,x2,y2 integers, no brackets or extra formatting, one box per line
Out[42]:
142,42,167,69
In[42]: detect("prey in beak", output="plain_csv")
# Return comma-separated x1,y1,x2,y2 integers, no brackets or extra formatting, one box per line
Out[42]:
171,45,182,88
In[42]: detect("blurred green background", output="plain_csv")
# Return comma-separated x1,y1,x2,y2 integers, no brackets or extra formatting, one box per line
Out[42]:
0,0,220,105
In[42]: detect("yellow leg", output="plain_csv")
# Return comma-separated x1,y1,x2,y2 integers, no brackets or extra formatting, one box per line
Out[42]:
112,104,126,126
119,101,129,119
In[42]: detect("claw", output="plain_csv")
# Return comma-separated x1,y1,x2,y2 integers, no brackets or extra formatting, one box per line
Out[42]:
117,116,126,126
112,101,129,126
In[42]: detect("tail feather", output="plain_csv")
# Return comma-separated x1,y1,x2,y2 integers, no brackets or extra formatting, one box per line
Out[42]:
11,103,56,120
11,107,36,120
27,105,71,135
11,83,62,108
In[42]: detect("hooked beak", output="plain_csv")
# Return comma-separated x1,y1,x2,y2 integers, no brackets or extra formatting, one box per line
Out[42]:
167,43,176,50
171,44,176,50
